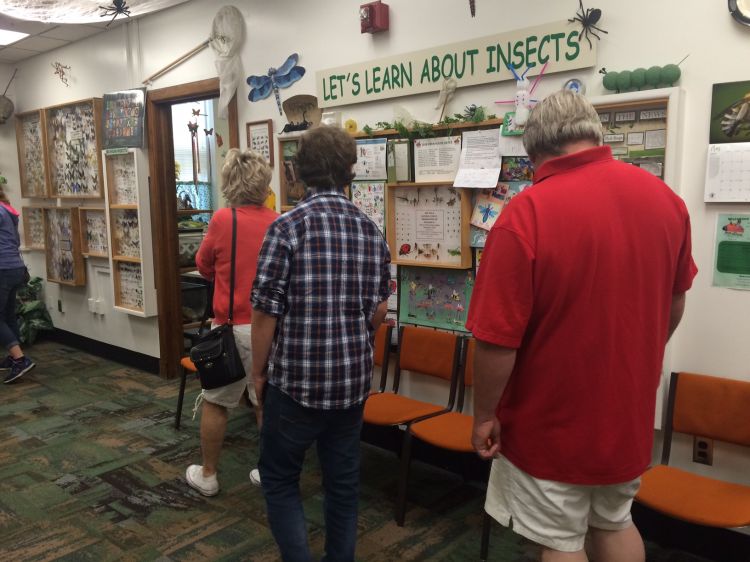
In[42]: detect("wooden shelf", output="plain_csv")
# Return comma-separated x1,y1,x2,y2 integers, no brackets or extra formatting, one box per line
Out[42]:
112,255,142,263
110,203,137,209
387,181,455,188
353,118,504,138
83,252,108,259
177,209,212,215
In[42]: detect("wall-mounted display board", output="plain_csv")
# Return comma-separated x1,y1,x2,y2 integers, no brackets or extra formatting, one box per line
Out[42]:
21,206,46,250
43,207,85,286
386,182,472,268
45,98,104,198
589,87,681,191
102,148,156,316
15,110,48,198
78,207,108,258
398,265,474,332
278,133,305,211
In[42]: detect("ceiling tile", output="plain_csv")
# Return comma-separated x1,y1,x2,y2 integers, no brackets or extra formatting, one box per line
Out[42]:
12,35,68,52
41,24,102,42
0,14,52,35
0,46,39,62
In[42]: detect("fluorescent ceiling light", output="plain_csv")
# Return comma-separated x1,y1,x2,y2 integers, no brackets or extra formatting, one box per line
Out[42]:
0,28,28,45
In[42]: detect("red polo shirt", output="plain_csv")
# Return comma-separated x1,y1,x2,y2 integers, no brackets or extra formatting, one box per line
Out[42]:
466,146,697,485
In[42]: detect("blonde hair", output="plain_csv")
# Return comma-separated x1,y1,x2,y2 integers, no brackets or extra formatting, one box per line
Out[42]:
221,148,272,206
523,90,603,163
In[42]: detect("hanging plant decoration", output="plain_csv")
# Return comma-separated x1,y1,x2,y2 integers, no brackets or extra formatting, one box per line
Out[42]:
247,53,306,115
52,61,71,86
568,0,608,49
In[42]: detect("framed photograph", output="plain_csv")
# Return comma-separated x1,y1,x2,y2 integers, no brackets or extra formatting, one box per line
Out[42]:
246,119,274,166
710,80,750,144
15,110,48,198
43,207,85,286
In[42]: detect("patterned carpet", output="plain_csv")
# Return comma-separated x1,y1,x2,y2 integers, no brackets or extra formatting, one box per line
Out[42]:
0,341,716,561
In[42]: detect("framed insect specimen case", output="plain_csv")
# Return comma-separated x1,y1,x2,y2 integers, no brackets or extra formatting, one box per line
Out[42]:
246,119,274,166
43,207,86,286
15,110,49,198
21,206,47,250
78,207,108,258
102,148,156,316
45,98,104,198
386,182,472,268
278,133,305,211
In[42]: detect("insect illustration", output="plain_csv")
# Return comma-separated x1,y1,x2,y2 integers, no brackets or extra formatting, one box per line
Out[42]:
478,203,499,223
247,53,306,115
99,0,131,27
568,0,608,50
399,243,411,256
716,92,750,138
433,187,444,204
447,248,462,257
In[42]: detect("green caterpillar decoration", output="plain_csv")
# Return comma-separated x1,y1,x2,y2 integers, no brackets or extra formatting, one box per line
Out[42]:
601,64,681,93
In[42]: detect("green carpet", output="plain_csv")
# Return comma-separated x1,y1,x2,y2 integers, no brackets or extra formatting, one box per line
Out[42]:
0,341,713,561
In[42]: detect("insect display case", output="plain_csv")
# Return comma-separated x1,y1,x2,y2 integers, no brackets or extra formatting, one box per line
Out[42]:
45,98,104,198
21,206,47,250
43,207,85,286
102,148,156,316
15,110,49,198
278,133,305,211
78,207,108,258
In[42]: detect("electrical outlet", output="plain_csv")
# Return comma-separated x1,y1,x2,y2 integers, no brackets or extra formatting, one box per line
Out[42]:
693,436,714,466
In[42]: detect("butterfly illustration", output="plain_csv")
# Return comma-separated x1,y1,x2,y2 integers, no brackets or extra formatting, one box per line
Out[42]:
478,203,499,223
247,53,306,115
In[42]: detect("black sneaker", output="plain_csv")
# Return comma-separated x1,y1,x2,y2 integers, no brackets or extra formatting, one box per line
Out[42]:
4,356,35,383
0,356,12,371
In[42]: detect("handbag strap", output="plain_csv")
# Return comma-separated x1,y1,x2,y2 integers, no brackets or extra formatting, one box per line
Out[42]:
228,207,237,325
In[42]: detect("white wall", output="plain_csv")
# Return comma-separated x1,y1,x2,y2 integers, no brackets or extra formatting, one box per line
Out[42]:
0,0,748,479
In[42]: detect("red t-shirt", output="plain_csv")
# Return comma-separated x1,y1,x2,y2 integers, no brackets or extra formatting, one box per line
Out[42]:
196,205,279,325
466,146,698,485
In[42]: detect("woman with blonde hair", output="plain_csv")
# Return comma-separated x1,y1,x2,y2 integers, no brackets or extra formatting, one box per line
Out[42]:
0,183,35,383
186,148,278,496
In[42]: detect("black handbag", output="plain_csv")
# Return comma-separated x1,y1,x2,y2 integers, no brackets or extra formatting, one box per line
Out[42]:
189,208,246,390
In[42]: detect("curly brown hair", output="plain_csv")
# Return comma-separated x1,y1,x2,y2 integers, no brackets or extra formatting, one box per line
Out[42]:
295,126,356,189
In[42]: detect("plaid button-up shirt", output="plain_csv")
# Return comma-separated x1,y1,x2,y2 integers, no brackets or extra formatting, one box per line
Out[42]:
251,189,391,409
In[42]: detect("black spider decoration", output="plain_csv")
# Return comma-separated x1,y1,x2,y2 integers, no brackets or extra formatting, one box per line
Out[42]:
100,0,131,27
469,0,476,17
568,0,608,49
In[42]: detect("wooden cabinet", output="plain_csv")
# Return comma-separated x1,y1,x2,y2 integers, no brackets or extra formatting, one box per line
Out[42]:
15,110,48,198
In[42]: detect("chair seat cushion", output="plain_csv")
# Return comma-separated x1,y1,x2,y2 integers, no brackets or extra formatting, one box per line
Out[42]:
636,464,750,528
180,356,197,372
411,412,474,453
364,393,444,426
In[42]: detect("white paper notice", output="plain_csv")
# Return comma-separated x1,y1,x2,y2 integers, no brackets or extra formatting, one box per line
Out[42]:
353,138,388,180
453,128,502,188
414,136,462,183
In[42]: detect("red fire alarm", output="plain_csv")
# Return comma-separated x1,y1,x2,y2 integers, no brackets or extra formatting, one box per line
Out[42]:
360,1,389,34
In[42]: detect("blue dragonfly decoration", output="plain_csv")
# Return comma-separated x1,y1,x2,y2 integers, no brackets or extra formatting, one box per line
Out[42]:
247,53,306,115
479,203,499,223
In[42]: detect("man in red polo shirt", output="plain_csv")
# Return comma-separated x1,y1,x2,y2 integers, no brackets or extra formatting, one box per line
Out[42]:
466,90,697,562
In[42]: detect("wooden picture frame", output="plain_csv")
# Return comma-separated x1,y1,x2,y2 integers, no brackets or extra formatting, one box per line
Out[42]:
43,207,85,286
45,98,104,199
79,206,108,258
15,110,49,198
246,119,274,166
21,206,47,250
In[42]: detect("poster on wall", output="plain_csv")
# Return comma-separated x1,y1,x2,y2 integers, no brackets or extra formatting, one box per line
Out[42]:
713,213,750,290
710,80,750,145
102,88,146,149
398,265,474,332
351,182,385,233
453,128,502,188
414,136,461,183
354,138,388,180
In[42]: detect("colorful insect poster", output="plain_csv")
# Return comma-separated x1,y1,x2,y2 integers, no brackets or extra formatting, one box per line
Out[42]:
713,213,750,290
351,181,385,233
102,88,146,148
398,266,474,332
470,183,508,230
710,80,750,145
500,155,534,181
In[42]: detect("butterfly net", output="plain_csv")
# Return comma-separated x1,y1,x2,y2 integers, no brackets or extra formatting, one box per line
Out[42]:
209,5,245,119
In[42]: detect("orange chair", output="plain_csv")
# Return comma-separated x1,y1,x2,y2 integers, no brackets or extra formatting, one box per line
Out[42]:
395,337,478,526
371,323,393,393
364,325,462,428
635,371,750,529
175,356,198,429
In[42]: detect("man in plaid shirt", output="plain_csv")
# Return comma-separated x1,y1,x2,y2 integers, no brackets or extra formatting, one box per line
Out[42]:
251,125,391,562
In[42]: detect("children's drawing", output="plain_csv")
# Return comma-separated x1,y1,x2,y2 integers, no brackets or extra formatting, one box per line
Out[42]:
351,182,385,232
399,266,474,332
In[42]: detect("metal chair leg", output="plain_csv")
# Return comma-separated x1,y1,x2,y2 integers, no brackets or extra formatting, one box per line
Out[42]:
480,510,491,561
395,427,414,527
175,364,188,429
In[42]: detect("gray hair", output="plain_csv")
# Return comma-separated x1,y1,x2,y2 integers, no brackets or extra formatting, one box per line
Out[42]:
522,90,603,163
220,148,272,206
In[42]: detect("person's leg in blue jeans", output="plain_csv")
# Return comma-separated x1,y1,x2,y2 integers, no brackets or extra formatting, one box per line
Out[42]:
0,268,22,350
317,403,364,562
260,384,321,562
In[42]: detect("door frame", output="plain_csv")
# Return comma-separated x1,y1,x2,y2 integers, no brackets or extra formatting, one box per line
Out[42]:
146,78,239,378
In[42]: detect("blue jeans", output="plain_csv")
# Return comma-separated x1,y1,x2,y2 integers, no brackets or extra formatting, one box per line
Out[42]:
0,267,24,350
259,384,364,562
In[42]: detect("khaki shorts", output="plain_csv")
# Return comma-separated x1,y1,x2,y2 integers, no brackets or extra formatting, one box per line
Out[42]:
485,455,641,553
201,324,258,408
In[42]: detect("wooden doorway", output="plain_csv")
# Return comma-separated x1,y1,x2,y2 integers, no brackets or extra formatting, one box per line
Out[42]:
146,78,239,378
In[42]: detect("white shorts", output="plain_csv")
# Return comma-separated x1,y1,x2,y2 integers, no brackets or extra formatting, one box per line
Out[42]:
485,455,640,553
201,324,257,408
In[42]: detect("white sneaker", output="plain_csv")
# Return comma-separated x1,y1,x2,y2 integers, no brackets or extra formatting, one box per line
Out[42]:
185,464,219,496
249,468,261,487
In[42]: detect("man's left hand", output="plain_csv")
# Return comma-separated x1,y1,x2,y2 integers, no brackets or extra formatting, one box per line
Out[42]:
472,417,501,460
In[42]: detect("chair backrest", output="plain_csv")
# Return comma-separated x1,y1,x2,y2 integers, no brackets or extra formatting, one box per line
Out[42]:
661,371,750,464
392,325,462,407
455,337,476,413
373,323,393,392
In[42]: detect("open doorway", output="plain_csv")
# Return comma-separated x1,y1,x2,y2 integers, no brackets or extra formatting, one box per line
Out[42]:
146,78,239,378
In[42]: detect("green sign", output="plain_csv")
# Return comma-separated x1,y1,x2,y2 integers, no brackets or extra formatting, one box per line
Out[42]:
316,21,597,108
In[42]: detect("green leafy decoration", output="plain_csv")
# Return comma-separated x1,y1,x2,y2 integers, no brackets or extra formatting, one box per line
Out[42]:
16,276,54,344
